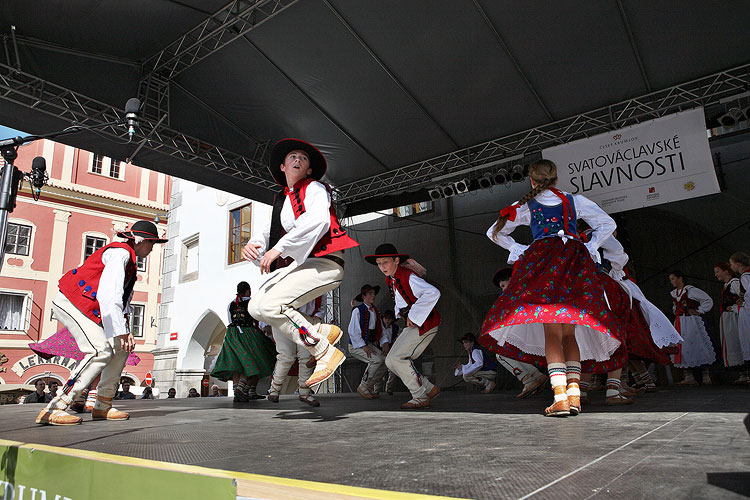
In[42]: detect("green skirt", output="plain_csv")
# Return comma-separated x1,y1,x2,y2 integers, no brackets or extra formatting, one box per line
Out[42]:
211,325,277,381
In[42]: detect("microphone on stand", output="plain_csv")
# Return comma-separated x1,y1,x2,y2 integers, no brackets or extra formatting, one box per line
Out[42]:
125,98,141,140
30,156,48,200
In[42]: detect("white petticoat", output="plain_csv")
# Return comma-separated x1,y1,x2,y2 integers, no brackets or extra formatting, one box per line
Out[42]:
488,324,621,362
673,315,716,368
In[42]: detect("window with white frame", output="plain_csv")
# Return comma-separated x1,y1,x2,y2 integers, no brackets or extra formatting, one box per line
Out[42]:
84,236,107,261
180,234,199,283
91,154,103,174
5,222,32,256
109,159,121,179
137,255,147,272
0,291,30,331
130,304,145,337
228,204,252,265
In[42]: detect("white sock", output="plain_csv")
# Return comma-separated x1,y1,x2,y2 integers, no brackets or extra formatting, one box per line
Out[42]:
548,363,568,402
566,361,582,397
605,378,621,398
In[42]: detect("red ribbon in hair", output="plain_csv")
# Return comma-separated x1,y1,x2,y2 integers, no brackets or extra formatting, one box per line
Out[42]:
500,204,519,221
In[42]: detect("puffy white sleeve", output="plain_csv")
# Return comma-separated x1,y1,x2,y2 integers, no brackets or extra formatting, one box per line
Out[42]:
273,182,331,264
741,274,750,305
406,274,441,327
379,325,392,346
461,348,483,376
574,194,616,262
247,213,272,263
600,236,629,280
486,202,531,264
98,248,131,339
347,308,365,349
688,286,713,314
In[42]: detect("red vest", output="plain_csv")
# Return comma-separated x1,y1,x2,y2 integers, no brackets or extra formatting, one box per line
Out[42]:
673,288,700,317
58,242,137,325
387,266,441,335
269,178,358,262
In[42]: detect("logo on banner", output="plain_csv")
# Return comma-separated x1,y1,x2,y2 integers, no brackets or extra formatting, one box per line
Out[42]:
648,187,656,193
684,181,695,191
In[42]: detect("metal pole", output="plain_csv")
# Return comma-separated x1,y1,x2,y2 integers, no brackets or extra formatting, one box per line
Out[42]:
0,161,18,273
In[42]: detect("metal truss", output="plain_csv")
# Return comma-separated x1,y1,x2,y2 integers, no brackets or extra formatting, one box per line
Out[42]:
335,62,750,204
0,63,278,191
139,0,297,118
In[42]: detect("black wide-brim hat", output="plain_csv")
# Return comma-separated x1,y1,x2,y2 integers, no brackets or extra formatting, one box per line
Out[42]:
364,243,409,265
354,284,381,302
117,220,168,243
269,138,327,187
457,332,477,344
492,267,513,288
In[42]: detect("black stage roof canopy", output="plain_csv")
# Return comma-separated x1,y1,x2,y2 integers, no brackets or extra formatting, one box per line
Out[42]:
1,1,749,211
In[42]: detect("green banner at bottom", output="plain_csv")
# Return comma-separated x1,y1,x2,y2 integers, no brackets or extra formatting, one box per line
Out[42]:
0,440,236,500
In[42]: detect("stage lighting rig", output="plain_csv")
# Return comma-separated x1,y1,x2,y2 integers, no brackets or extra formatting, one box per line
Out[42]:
453,178,470,194
719,108,743,128
478,173,494,190
510,164,525,182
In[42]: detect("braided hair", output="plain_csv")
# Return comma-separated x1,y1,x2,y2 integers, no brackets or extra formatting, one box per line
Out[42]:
492,159,558,241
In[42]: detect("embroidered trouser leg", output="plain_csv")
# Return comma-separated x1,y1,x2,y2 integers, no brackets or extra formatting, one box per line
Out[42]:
349,344,387,392
48,292,129,404
385,371,397,392
271,327,315,396
463,370,497,386
249,252,343,359
385,326,438,399
497,356,542,384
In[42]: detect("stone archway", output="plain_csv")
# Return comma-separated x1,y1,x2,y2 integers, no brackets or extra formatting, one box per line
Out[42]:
174,309,225,397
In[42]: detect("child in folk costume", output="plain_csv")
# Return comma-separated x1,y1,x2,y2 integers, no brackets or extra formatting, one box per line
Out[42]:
211,282,276,401
268,296,326,406
348,284,388,400
480,159,627,417
377,310,400,395
729,252,750,376
714,262,748,383
365,244,441,409
491,267,548,398
454,333,498,393
243,139,358,389
668,270,716,385
36,220,166,425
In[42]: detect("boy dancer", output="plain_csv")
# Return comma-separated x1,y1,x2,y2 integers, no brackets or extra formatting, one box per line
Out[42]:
365,244,441,409
455,333,497,393
348,284,387,399
36,221,166,425
243,139,358,389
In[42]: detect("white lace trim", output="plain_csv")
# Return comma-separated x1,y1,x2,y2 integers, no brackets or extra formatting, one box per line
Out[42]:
673,315,716,368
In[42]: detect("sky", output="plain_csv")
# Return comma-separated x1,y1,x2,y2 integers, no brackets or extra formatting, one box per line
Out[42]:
0,124,28,140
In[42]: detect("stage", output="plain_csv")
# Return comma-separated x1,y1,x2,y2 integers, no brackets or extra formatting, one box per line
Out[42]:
1,386,748,499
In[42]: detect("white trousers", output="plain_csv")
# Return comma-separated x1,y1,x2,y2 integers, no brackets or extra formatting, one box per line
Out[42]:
270,326,314,396
49,291,128,403
497,355,541,385
463,370,497,386
248,252,343,358
349,343,387,392
385,326,437,399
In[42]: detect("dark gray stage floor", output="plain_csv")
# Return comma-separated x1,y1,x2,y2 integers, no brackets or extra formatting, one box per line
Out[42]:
1,386,748,499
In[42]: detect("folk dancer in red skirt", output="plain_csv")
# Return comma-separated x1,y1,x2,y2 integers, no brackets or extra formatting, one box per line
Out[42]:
479,159,627,417
243,139,359,389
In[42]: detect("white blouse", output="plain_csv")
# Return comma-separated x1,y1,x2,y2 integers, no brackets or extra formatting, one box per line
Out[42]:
97,247,133,339
599,235,630,280
487,190,616,264
671,285,713,315
250,180,331,266
393,273,441,328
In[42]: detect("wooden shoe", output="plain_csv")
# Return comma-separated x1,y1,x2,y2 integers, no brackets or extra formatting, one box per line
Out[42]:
605,394,634,405
544,399,570,417
481,381,496,394
568,395,581,415
36,409,82,426
426,385,440,400
357,386,375,400
320,324,342,346
400,398,430,409
299,395,320,407
305,346,345,387
91,396,129,420
517,375,547,399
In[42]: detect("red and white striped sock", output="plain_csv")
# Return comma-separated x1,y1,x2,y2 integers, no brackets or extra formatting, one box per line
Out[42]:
566,361,582,397
548,363,568,402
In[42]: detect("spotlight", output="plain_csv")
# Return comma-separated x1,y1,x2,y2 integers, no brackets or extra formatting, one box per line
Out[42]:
494,168,508,185
719,108,743,128
454,178,470,194
441,183,456,197
428,187,443,200
478,173,494,189
510,164,525,182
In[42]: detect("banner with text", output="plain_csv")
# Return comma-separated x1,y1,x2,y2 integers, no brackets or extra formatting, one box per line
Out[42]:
542,107,719,214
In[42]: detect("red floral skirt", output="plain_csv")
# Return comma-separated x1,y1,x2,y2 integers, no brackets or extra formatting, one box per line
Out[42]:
479,237,627,372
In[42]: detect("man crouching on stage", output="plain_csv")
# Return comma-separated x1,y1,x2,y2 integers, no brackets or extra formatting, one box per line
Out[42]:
242,139,358,389
37,221,167,425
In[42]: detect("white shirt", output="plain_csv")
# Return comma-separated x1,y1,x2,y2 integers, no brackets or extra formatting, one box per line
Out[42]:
599,235,630,280
393,273,441,328
380,324,396,346
300,295,327,320
671,285,713,315
454,347,483,376
249,180,331,266
348,304,378,349
487,190,616,264
97,247,133,339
